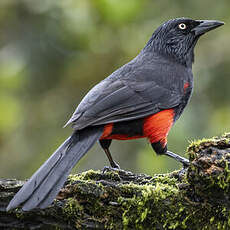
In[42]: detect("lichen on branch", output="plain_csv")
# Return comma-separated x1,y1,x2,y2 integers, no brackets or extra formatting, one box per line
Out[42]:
1,133,230,229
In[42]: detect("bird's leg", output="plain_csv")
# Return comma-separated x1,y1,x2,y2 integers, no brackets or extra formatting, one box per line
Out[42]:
151,142,189,167
99,139,120,170
103,148,120,169
164,151,189,167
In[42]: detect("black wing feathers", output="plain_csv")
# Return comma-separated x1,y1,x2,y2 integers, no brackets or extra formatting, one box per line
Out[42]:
66,56,189,130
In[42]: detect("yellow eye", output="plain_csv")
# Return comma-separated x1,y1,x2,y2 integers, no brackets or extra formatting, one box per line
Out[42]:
178,23,187,30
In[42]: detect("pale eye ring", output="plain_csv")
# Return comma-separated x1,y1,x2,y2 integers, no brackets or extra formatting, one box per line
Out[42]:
178,23,187,30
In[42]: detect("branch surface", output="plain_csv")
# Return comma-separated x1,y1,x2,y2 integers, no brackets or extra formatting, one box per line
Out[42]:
1,133,230,229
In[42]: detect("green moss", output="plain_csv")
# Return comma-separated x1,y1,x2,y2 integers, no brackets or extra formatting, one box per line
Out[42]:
187,133,230,161
63,169,230,229
5,133,230,229
62,198,85,229
60,171,183,229
117,176,182,230
186,134,230,206
112,133,230,229
15,208,24,220
68,169,121,183
51,134,230,229
63,198,83,218
68,169,101,182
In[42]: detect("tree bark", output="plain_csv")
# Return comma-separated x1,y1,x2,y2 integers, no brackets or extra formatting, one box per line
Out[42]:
1,133,230,229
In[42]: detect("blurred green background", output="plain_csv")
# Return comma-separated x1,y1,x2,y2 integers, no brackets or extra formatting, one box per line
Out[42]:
0,0,229,179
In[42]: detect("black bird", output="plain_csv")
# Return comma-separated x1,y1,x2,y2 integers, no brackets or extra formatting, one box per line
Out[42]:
7,18,224,211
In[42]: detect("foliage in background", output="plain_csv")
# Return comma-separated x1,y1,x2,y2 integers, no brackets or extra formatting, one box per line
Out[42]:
0,0,230,178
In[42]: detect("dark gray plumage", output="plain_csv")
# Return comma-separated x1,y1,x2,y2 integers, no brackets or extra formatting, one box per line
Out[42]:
7,18,224,211
7,127,103,211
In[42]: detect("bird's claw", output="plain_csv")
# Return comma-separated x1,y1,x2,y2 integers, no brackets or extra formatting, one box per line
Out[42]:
102,165,120,174
165,151,190,168
182,159,190,168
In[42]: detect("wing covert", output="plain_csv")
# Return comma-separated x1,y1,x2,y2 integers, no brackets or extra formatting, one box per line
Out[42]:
65,59,189,130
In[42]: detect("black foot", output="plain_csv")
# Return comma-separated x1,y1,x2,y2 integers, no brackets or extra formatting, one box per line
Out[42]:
165,151,190,168
102,165,120,174
111,161,120,169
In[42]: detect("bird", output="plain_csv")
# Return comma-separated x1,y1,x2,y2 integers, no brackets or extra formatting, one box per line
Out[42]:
7,18,224,211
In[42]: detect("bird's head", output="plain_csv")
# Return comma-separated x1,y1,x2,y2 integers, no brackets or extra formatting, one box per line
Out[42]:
146,18,224,67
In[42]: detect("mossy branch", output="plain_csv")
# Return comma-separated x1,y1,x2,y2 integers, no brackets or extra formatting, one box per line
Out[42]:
1,133,230,229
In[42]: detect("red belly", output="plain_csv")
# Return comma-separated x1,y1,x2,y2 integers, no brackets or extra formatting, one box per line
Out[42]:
100,109,175,146
143,109,174,146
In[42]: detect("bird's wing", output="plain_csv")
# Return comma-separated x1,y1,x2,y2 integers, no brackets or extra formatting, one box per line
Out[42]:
65,62,187,130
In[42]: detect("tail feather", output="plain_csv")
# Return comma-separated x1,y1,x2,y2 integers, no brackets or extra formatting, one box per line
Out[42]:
7,126,103,211
38,132,97,209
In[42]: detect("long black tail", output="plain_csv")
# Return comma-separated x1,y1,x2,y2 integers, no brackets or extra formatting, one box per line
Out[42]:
7,126,103,211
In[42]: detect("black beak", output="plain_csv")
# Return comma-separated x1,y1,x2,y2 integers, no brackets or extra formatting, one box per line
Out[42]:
192,20,224,36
